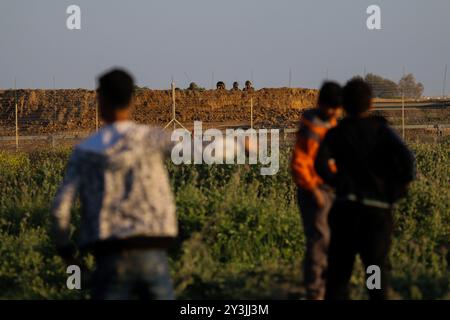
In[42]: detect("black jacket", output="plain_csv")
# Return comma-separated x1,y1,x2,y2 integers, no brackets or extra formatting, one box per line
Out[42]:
315,116,415,204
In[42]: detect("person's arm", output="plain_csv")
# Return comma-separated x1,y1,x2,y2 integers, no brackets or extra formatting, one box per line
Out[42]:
315,131,337,187
384,126,416,185
148,127,177,158
51,151,80,260
291,114,324,191
291,126,328,207
291,134,321,190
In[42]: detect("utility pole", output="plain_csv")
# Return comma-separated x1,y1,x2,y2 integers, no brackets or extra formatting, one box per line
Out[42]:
53,76,56,119
443,64,448,98
52,75,56,148
288,68,292,88
184,72,191,84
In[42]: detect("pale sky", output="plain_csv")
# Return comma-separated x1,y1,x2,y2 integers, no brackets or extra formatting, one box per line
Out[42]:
1,0,449,95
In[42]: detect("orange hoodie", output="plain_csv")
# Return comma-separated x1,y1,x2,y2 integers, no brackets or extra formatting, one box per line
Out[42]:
291,109,337,190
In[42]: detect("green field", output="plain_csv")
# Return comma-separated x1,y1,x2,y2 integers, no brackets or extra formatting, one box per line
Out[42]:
0,142,448,299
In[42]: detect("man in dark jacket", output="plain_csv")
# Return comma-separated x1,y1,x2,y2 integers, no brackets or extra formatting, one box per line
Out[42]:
315,79,415,300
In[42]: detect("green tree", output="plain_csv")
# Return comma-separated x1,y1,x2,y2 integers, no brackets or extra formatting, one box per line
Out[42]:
186,82,205,91
364,73,399,98
398,74,424,99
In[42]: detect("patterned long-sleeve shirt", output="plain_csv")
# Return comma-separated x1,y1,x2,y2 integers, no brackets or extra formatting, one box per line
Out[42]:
51,121,178,249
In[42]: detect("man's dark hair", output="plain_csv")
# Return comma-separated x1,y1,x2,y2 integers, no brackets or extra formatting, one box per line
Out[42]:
318,81,342,108
97,69,134,109
342,78,372,115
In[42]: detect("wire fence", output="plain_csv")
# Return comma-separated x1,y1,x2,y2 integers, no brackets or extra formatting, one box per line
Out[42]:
0,82,449,151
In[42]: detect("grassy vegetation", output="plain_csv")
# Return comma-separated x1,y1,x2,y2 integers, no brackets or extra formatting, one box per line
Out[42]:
0,141,448,299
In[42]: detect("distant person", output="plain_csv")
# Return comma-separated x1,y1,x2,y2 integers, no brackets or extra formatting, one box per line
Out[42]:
216,81,226,90
51,69,178,300
243,80,254,92
291,81,342,300
315,79,415,300
434,124,443,137
188,82,199,90
231,81,240,92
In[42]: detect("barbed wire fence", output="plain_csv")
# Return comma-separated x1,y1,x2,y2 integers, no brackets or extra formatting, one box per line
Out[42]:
0,78,449,151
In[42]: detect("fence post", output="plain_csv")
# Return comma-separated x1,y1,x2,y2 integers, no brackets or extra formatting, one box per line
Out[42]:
401,67,406,140
172,81,176,130
163,81,188,132
14,78,19,151
250,97,253,129
401,89,405,140
53,76,56,149
95,104,99,132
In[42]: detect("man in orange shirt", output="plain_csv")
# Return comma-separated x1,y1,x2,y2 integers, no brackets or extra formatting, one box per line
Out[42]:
291,82,342,299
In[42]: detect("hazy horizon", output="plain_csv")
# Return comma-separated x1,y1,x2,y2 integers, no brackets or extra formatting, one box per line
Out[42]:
1,0,449,96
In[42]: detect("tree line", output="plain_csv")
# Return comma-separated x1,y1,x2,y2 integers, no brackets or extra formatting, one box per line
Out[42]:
352,73,424,99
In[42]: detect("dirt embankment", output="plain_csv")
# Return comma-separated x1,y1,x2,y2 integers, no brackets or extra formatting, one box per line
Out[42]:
0,88,318,134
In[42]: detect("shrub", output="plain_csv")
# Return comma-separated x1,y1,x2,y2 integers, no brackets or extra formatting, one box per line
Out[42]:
0,142,448,299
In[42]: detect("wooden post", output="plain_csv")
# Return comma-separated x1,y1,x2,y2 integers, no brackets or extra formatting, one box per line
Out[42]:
163,81,188,132
95,104,99,132
401,90,405,140
14,78,19,151
250,97,253,129
94,79,99,132
401,67,406,140
53,76,56,148
172,81,176,130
